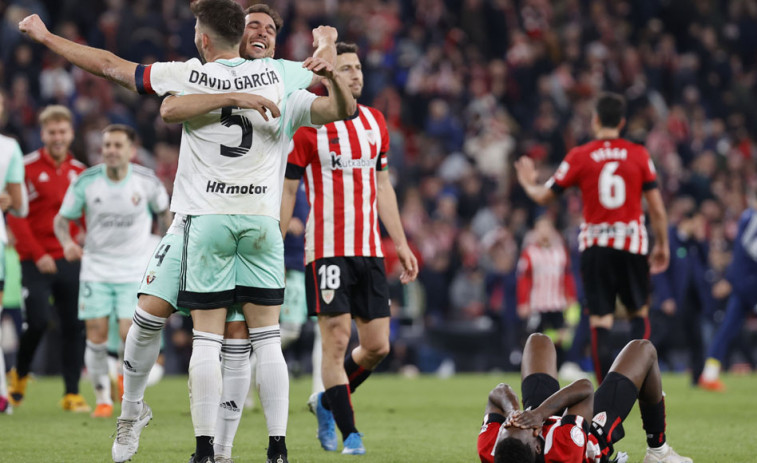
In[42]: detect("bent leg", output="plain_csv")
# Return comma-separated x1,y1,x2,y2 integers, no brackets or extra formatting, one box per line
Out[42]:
347,316,390,393
520,333,560,410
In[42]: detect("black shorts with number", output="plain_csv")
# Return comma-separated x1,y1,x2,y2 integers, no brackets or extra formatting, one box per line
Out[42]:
590,372,639,454
305,256,390,319
580,246,650,317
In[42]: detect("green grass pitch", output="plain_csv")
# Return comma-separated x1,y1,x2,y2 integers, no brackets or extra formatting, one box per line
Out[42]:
3,373,755,462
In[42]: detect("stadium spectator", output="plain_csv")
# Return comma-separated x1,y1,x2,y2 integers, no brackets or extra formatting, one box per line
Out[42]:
7,105,88,412
281,42,418,455
515,92,670,383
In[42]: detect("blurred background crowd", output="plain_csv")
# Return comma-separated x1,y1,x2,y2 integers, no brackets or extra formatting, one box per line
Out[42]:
1,0,756,379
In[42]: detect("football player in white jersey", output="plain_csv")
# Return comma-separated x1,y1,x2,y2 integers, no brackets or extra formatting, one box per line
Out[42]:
54,125,170,419
0,92,28,414
19,1,354,462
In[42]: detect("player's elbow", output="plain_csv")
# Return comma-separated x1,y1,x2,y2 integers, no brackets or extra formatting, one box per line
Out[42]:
160,103,181,124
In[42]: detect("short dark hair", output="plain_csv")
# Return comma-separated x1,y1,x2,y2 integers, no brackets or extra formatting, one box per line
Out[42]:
494,437,536,463
245,4,283,34
103,124,136,143
191,0,245,48
336,42,359,56
595,92,626,128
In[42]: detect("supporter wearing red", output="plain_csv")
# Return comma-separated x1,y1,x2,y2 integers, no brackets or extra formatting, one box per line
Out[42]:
516,215,576,339
515,92,669,382
7,105,89,412
281,42,418,455
478,333,693,463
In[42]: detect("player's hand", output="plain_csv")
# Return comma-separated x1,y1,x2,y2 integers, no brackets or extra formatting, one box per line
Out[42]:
712,279,732,299
229,93,280,121
303,57,334,79
287,217,305,236
649,243,669,274
514,156,538,187
0,192,11,211
35,254,57,274
63,242,83,262
18,14,50,43
661,298,676,316
506,409,544,430
396,244,418,284
312,25,338,48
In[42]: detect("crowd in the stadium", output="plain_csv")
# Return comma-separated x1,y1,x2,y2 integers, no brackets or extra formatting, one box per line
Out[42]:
1,0,756,381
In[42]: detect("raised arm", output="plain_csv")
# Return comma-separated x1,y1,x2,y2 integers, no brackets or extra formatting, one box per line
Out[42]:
644,188,669,274
307,60,357,125
515,156,556,205
377,170,418,283
309,26,338,86
160,93,281,124
19,14,138,92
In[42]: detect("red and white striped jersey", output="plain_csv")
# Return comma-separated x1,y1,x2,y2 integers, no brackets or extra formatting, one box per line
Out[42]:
546,138,658,255
286,105,389,264
517,243,576,312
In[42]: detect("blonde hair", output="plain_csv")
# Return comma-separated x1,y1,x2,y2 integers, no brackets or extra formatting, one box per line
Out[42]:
38,105,73,126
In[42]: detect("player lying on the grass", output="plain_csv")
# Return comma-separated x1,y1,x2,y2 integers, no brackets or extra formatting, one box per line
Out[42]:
478,333,693,463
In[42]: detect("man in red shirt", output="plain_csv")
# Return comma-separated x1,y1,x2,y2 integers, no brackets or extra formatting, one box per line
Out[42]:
7,105,89,412
515,93,669,382
281,42,418,455
477,333,692,463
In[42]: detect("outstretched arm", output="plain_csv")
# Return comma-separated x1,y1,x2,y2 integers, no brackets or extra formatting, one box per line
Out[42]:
307,59,357,124
160,93,281,124
514,156,556,205
19,14,138,91
309,26,337,86
377,170,418,283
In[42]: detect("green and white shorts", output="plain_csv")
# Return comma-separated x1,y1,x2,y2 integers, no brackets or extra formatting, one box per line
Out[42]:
78,281,140,320
177,214,285,310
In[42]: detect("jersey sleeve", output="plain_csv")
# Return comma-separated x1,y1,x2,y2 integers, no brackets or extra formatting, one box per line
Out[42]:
374,109,390,171
6,140,24,184
285,128,316,180
542,416,590,463
135,60,199,96
640,147,658,191
283,89,320,139
148,177,170,213
58,180,86,221
477,414,505,463
546,149,580,193
274,59,314,96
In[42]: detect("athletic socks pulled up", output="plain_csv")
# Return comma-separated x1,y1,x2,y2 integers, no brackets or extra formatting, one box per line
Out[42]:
323,384,358,441
640,396,667,448
85,340,112,405
590,326,613,384
214,339,252,459
250,325,289,437
121,307,166,419
189,330,223,440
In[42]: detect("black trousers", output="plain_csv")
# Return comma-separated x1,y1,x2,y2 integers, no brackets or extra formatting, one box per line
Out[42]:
17,259,84,395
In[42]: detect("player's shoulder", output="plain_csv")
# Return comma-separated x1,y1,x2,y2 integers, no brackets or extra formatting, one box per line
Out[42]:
75,165,104,182
131,163,159,179
0,133,19,147
359,105,386,123
70,158,87,171
23,149,42,165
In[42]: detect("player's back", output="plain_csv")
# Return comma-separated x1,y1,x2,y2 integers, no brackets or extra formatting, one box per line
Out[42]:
551,138,657,254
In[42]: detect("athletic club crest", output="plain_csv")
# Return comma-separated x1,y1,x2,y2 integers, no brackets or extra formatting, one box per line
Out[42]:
592,411,607,428
365,130,378,147
132,192,142,206
146,271,156,285
322,289,335,304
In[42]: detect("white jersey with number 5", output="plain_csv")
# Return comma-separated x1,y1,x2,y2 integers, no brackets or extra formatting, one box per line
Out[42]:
137,57,317,218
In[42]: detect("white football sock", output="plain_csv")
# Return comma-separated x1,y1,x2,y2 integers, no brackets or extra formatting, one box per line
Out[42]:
250,325,288,436
85,340,112,405
146,362,164,387
214,338,252,458
312,323,324,395
189,330,223,437
121,307,166,419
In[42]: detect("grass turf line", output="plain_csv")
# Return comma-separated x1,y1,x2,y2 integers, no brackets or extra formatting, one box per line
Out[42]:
2,373,754,462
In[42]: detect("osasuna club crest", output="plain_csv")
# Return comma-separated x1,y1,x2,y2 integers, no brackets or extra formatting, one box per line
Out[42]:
322,289,335,304
146,271,156,285
132,192,142,206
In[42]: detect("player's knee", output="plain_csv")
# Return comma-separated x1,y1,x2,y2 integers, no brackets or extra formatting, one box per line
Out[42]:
628,339,657,361
365,340,390,361
526,332,551,348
